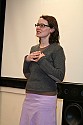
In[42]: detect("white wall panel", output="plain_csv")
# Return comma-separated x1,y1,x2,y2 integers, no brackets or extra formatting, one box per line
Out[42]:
1,0,83,82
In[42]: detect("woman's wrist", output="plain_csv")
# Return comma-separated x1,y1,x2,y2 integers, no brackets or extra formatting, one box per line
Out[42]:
25,55,31,62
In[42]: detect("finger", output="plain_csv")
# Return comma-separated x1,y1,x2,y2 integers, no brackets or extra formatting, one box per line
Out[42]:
33,51,41,55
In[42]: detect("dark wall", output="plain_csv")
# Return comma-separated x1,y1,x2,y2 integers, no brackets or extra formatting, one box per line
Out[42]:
0,0,6,76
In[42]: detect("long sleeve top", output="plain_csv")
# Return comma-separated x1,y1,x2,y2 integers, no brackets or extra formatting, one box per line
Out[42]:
23,42,65,92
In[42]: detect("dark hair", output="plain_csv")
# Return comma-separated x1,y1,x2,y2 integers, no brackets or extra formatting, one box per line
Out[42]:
40,15,60,44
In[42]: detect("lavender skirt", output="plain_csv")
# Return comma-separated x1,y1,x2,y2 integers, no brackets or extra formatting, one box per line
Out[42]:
20,93,57,125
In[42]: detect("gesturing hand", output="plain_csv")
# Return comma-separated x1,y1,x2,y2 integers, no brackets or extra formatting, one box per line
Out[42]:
26,51,45,62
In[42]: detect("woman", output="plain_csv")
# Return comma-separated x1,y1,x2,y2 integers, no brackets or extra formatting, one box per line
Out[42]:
20,15,65,125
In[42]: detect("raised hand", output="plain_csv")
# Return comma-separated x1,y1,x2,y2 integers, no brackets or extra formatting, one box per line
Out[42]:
26,51,45,62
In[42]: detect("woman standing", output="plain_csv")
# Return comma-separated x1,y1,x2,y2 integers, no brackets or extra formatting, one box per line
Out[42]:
20,15,65,125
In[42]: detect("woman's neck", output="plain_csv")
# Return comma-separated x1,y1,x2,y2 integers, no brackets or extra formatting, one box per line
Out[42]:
39,38,49,48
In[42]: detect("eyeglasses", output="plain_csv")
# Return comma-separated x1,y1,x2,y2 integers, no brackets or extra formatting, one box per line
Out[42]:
35,23,50,28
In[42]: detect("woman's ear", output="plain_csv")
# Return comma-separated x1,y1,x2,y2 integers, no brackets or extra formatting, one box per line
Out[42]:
50,28,55,33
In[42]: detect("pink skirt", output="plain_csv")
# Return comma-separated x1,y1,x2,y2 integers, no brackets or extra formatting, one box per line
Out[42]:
20,93,57,125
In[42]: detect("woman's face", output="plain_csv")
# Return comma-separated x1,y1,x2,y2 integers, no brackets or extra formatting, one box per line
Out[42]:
35,18,53,39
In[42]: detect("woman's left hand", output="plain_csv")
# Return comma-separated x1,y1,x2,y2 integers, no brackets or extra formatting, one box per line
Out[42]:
33,52,45,62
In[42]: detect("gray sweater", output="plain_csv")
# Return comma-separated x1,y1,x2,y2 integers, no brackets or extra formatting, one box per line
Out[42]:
23,43,65,92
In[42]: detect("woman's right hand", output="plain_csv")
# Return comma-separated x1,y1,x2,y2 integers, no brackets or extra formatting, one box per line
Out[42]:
26,51,41,62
